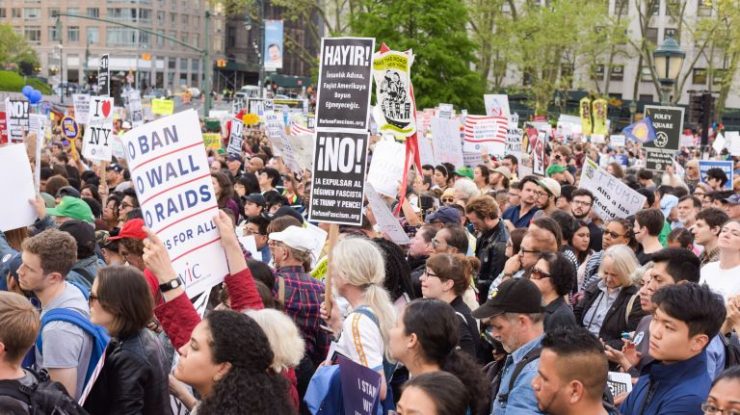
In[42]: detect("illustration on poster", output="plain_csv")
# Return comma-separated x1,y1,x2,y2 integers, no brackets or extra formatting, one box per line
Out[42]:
315,135,365,174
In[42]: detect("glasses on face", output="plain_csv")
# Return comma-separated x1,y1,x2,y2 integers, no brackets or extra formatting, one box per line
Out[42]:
535,191,549,198
530,268,551,280
701,402,740,415
442,197,454,203
120,202,134,209
604,230,626,239
423,270,440,278
520,248,540,255
572,200,592,207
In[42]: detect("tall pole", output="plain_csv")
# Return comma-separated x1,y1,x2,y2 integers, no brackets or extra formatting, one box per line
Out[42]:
203,10,212,118
259,0,265,98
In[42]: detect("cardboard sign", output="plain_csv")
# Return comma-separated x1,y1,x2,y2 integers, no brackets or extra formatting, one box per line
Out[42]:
643,105,684,151
203,133,222,151
4,98,29,143
366,184,410,245
699,160,733,190
430,117,463,167
505,128,523,156
263,110,302,173
0,112,7,144
484,94,511,121
152,98,175,115
226,118,244,155
73,94,91,124
580,158,646,221
126,90,144,127
462,115,507,157
98,54,110,96
121,109,229,297
610,134,626,147
308,130,369,226
315,37,375,131
82,96,115,161
367,140,406,198
372,48,416,141
338,355,382,415
0,144,37,231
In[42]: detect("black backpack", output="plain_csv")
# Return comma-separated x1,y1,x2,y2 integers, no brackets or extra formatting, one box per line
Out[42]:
0,369,88,415
721,333,740,369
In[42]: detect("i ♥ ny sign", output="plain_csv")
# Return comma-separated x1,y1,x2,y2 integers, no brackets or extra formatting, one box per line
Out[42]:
90,97,113,123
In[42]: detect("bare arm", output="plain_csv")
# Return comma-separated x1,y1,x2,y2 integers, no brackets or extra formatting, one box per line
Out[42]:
47,367,78,397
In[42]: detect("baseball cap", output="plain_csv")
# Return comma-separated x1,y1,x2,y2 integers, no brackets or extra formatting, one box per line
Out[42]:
272,205,304,224
660,194,679,217
59,220,97,259
46,196,95,223
425,206,461,225
454,167,474,180
537,178,561,198
269,226,313,252
121,121,132,129
546,164,567,177
244,193,266,207
1,253,22,283
493,166,512,180
472,278,543,319
106,163,124,173
723,193,740,205
108,218,147,241
56,186,81,199
227,154,242,162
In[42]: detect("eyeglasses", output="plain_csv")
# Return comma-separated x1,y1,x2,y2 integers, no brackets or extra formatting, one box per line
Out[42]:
604,230,626,239
442,197,454,203
530,268,551,280
572,200,592,207
520,248,540,255
535,191,549,198
423,270,440,278
120,202,134,209
701,402,740,415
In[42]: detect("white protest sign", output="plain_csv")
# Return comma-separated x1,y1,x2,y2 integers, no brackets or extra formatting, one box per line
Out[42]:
237,235,262,262
431,117,463,167
4,98,29,143
82,96,115,161
610,135,626,147
418,133,436,166
580,158,646,221
437,104,454,119
367,140,406,198
226,118,244,155
726,131,740,156
0,144,37,231
263,110,301,173
121,109,229,297
29,114,46,141
366,184,410,245
126,90,144,127
285,133,315,172
303,222,328,268
712,133,726,153
73,94,91,124
484,94,511,121
680,134,695,148
505,128,522,156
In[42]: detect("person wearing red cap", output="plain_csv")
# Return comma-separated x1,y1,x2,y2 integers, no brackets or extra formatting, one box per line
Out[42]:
107,219,148,271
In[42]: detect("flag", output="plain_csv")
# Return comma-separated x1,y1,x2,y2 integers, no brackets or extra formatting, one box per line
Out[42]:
623,117,657,144
462,114,508,156
289,121,313,136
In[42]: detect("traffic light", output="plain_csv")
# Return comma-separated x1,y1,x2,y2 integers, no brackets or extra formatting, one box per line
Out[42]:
216,59,227,68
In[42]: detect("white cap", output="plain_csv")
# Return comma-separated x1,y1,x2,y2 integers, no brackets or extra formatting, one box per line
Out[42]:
269,226,313,252
537,177,561,198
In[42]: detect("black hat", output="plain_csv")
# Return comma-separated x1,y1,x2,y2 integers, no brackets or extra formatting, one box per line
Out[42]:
59,220,97,259
272,205,304,224
227,153,242,162
244,193,266,207
472,278,543,319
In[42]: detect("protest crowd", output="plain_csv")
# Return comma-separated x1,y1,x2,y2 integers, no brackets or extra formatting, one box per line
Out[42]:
1,42,740,415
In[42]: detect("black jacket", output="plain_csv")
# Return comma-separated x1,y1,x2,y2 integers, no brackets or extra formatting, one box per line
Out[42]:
543,297,577,332
450,296,479,359
574,283,645,350
475,220,509,295
84,328,173,415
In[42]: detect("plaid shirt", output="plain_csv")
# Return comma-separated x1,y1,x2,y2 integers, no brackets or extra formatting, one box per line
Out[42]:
273,265,328,363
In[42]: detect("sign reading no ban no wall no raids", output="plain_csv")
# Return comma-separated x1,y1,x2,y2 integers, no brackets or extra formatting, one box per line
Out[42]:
308,130,369,226
315,37,375,131
121,109,229,298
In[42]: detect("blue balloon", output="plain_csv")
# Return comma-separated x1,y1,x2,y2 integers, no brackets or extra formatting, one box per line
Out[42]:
22,85,33,97
30,90,42,104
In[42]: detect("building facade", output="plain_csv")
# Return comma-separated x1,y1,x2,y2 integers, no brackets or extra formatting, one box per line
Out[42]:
1,0,225,93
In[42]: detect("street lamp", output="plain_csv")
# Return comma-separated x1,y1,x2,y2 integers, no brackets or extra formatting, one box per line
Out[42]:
629,100,637,123
652,35,685,105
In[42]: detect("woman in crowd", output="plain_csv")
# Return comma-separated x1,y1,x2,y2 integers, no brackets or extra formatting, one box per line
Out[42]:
582,217,636,290
389,299,489,415
702,365,740,415
433,165,450,192
530,252,577,332
233,173,260,200
102,194,122,230
212,171,240,221
143,211,294,414
372,238,418,311
281,172,303,208
419,253,480,358
81,184,102,206
396,372,470,415
505,228,527,260
474,164,492,194
575,245,644,350
571,220,593,267
320,237,396,403
84,266,172,415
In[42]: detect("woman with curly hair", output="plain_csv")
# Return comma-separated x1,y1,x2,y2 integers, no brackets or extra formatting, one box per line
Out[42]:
211,171,240,221
389,299,490,415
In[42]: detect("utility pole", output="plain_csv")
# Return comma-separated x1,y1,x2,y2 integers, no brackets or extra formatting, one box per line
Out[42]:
55,17,64,103
203,10,213,117
259,0,265,98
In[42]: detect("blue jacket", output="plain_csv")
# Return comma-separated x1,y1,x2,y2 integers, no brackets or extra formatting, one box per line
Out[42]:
620,350,710,415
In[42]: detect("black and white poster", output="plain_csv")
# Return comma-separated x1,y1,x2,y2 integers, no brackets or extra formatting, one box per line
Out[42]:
3,98,29,144
643,105,683,170
315,37,375,131
98,54,110,96
308,130,369,226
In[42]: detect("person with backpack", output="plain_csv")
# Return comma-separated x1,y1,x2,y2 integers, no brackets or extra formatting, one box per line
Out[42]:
18,229,101,400
82,266,172,415
0,291,86,414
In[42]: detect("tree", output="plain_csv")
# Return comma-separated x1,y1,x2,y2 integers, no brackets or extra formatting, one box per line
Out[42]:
0,24,39,73
352,0,486,112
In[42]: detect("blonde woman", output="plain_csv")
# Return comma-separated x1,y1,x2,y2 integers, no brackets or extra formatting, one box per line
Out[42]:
574,244,646,350
320,237,396,403
245,308,305,410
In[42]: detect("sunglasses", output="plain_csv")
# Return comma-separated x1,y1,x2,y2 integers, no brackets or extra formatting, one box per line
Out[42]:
442,197,454,203
604,230,626,239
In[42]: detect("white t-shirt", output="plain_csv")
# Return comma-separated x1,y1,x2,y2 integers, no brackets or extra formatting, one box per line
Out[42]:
334,308,385,372
700,261,740,303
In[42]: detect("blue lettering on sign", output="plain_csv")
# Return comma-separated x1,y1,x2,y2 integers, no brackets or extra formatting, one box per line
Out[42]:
143,184,212,226
128,124,180,160
135,155,200,195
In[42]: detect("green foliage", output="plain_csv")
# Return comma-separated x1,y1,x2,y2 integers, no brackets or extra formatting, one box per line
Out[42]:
0,24,40,73
0,70,51,94
353,0,485,112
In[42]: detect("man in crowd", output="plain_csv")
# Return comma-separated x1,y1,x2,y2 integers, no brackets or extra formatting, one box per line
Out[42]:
18,229,93,399
570,188,603,251
0,292,42,406
245,155,264,174
245,215,271,264
226,154,242,178
490,166,511,191
535,178,560,216
675,195,701,230
633,208,665,264
692,207,729,266
466,196,509,296
501,155,519,181
502,176,540,229
532,326,619,415
637,169,656,191
258,167,281,199
432,224,469,255
700,219,740,304
474,278,545,415
105,163,130,192
705,167,728,191
620,283,726,414
243,193,266,219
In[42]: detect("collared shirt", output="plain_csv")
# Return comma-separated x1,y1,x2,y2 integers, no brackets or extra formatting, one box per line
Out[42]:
583,280,621,337
502,204,540,229
699,246,720,267
492,335,545,415
272,265,327,362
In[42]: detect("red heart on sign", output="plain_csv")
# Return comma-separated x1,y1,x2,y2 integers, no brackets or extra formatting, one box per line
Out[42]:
101,99,111,118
